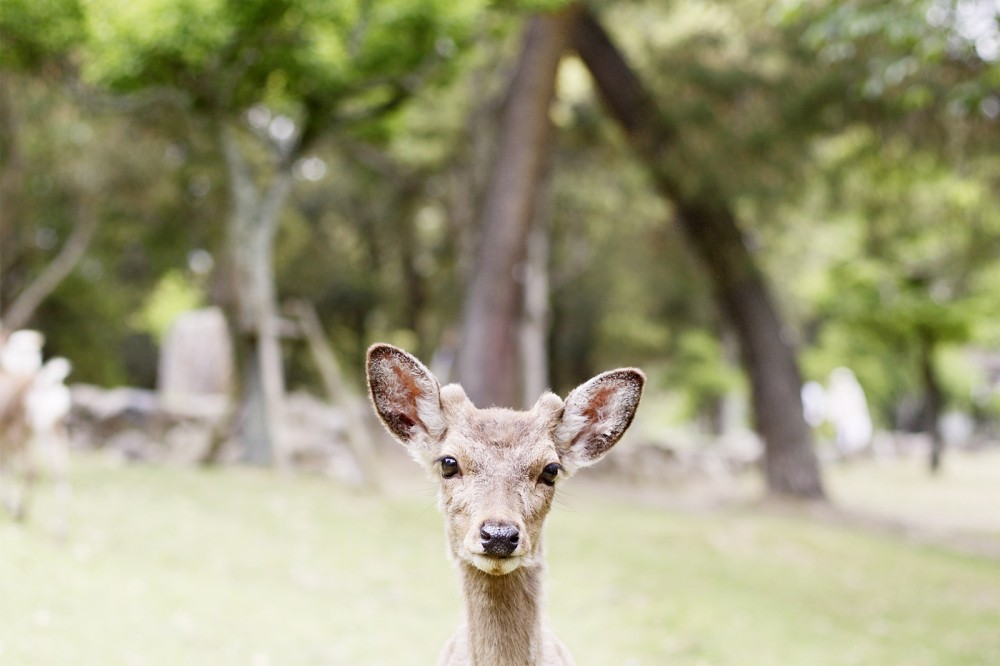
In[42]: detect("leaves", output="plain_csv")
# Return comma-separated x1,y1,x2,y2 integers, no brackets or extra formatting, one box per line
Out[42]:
76,0,485,124
0,0,84,69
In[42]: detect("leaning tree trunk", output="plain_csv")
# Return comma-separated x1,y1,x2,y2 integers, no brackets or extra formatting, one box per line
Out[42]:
570,7,825,499
1,197,98,334
455,9,574,408
676,202,825,497
1,77,101,335
219,124,292,465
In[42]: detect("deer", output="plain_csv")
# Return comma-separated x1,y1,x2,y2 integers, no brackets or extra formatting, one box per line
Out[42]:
366,343,644,666
0,330,73,531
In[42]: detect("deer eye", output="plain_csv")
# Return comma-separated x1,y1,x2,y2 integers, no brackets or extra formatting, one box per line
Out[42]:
439,456,461,479
539,463,561,486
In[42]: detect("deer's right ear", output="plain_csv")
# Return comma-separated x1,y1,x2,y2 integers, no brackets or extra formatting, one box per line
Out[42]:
366,344,446,447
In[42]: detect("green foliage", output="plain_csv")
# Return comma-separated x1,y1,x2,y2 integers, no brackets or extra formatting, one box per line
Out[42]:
936,344,986,412
546,123,708,387
662,329,744,422
82,0,232,88
131,270,206,342
773,126,1000,422
596,0,846,202
37,272,135,386
3,0,998,435
814,131,999,338
490,0,574,12
81,0,486,127
780,0,1000,168
0,75,219,386
0,0,84,68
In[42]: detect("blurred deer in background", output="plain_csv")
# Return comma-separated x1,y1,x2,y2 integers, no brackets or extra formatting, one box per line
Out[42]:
0,330,73,534
366,343,644,666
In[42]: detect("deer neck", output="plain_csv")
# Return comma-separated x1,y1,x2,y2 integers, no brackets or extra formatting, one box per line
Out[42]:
459,562,545,666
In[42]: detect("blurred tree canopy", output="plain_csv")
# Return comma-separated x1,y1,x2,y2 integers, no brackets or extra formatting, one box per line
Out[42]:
3,0,488,462
1,0,998,481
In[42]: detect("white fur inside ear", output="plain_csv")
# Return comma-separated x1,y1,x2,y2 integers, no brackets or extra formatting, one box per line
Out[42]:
414,386,447,440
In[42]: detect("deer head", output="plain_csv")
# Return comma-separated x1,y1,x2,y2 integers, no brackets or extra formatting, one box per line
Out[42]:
366,344,644,576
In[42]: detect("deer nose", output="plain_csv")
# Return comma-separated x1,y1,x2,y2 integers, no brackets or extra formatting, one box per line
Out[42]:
480,521,520,557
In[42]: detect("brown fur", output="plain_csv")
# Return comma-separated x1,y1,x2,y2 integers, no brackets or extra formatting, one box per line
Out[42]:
0,372,33,455
367,344,644,665
0,354,37,520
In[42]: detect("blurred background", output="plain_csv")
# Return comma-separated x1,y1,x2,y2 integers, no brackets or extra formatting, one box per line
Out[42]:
1,1,999,664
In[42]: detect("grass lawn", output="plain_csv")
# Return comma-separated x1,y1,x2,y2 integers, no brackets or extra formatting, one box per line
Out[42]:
1,452,998,666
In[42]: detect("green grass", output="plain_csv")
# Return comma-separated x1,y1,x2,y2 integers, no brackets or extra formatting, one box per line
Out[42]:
1,453,998,666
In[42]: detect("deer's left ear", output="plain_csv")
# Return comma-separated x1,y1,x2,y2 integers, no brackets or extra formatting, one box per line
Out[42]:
554,368,645,474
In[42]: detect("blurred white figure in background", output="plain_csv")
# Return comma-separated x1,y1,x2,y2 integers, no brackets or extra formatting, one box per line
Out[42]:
801,380,827,428
826,367,873,457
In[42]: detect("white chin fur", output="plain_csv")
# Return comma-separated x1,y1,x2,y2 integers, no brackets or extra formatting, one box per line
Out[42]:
468,554,523,576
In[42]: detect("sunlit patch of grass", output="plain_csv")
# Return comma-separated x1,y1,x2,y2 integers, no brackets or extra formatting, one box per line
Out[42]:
826,447,1000,538
1,453,998,665
1,458,456,665
547,502,999,666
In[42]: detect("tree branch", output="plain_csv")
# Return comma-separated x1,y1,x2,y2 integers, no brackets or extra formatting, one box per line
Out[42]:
1,199,99,333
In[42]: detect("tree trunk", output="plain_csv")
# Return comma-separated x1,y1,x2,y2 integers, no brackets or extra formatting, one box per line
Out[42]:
289,299,383,492
919,335,945,474
677,203,824,497
570,7,825,499
219,124,292,465
520,196,552,408
455,9,574,408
